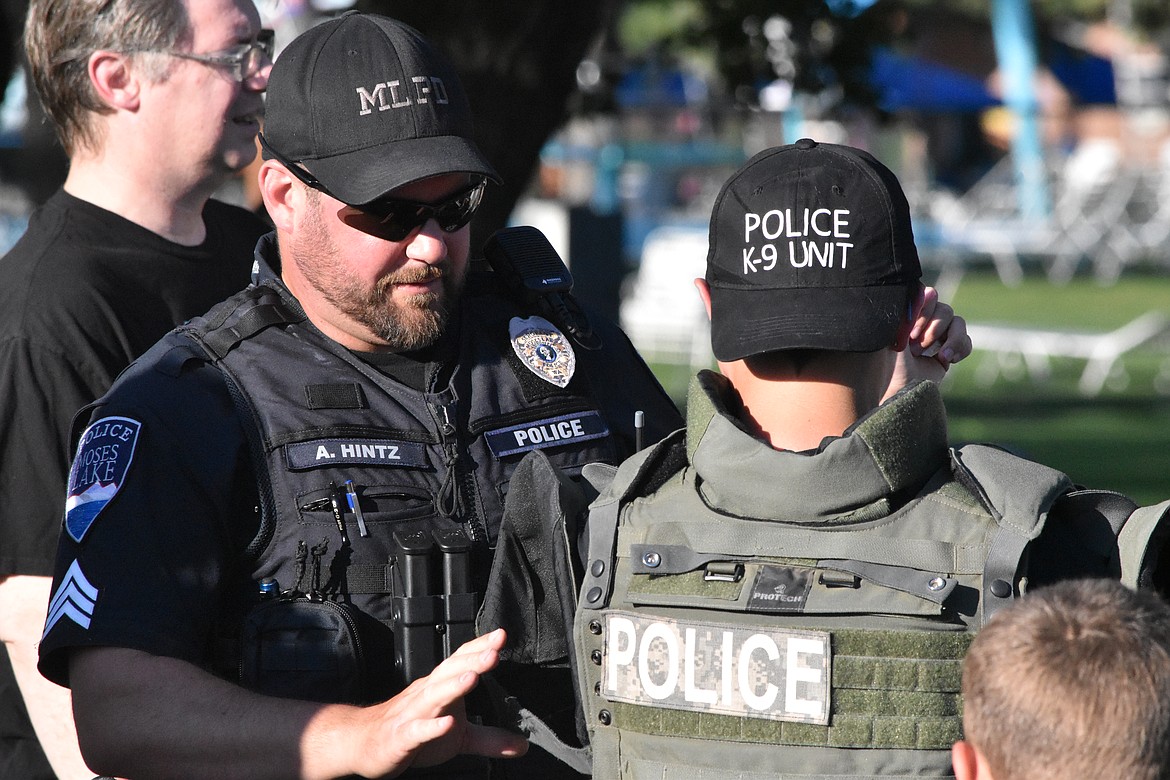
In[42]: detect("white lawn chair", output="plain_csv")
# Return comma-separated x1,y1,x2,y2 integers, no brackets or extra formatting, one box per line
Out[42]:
967,310,1168,396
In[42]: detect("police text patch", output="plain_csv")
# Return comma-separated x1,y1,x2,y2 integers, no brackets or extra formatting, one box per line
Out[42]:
65,416,141,543
602,611,831,725
484,411,609,458
285,438,427,470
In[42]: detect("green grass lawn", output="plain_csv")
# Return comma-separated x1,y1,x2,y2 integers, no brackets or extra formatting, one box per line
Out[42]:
943,269,1170,503
648,268,1170,504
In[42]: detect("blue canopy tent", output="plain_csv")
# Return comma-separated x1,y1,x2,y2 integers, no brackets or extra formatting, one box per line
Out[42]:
869,47,1000,112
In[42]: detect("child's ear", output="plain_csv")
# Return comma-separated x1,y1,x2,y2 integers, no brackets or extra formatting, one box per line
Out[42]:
952,740,994,780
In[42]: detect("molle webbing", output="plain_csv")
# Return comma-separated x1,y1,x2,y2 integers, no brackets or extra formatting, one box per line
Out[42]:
600,628,969,751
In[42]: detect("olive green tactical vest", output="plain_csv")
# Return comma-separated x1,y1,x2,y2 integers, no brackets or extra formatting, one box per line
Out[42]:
572,376,1148,780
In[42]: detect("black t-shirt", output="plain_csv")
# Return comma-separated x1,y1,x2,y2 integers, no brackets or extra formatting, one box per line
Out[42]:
0,189,267,778
0,190,267,578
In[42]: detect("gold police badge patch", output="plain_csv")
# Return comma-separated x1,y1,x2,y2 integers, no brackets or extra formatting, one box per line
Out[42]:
509,315,576,388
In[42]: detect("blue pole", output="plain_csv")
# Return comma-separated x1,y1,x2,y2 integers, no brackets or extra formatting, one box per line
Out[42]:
781,99,804,145
990,0,1050,218
591,143,624,215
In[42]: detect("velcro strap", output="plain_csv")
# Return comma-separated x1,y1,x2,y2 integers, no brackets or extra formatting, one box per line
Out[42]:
202,303,289,359
620,524,982,574
343,563,392,594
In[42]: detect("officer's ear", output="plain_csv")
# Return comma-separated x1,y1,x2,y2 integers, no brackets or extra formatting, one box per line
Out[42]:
695,278,713,320
892,284,926,352
258,161,301,234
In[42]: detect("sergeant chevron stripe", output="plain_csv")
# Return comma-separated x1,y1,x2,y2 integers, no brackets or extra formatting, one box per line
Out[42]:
43,559,99,637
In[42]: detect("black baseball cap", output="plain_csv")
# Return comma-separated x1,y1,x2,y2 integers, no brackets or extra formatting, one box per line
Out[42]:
262,12,500,206
705,138,921,361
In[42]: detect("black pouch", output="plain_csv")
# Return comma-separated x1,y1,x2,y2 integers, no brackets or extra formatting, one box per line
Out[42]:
240,597,367,703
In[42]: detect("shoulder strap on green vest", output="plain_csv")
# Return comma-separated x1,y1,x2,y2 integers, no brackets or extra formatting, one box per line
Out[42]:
1119,499,1170,591
579,430,687,612
951,443,1073,625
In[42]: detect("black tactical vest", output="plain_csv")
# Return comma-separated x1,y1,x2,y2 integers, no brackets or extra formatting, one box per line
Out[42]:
180,257,675,704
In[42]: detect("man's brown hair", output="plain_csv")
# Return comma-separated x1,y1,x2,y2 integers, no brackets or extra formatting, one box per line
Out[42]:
23,0,190,154
962,578,1170,780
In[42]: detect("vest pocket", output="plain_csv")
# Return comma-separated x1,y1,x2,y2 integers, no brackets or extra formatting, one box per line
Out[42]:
240,597,368,703
297,482,434,529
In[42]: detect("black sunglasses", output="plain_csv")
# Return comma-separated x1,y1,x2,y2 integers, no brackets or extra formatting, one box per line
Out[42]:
352,179,486,241
259,132,486,241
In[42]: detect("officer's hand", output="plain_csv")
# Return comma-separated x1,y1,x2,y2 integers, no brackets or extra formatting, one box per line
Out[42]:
886,287,972,400
907,286,971,368
348,628,527,778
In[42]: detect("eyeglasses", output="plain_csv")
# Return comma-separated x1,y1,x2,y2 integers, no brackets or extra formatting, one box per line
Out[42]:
162,28,274,83
258,132,487,241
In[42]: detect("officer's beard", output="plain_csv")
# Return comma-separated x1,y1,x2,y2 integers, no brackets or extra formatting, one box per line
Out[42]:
294,196,465,352
361,263,463,351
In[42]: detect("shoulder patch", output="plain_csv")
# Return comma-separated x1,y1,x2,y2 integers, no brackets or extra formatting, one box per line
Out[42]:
65,416,141,543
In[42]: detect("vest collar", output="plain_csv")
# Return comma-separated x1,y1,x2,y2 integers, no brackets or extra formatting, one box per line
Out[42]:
685,371,949,522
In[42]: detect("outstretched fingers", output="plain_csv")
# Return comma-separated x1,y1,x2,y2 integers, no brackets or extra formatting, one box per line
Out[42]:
351,629,527,776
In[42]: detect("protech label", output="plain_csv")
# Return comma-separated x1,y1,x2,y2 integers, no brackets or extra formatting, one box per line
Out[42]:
602,611,831,725
284,438,427,470
747,565,814,613
741,208,854,273
484,411,609,458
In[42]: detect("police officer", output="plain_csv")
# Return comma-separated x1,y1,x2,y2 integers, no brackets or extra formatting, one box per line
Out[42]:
37,13,681,779
570,140,1136,779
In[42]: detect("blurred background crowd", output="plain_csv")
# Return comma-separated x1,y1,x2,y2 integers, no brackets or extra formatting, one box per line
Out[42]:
5,0,1170,500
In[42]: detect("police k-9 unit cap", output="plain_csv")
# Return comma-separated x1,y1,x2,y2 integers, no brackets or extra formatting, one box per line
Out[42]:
262,11,500,206
705,138,921,361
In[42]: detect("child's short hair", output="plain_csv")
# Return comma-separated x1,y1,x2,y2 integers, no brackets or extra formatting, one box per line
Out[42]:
962,578,1170,780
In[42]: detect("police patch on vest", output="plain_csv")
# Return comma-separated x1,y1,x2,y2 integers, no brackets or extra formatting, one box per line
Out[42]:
747,565,814,613
284,438,428,470
509,315,575,388
484,411,609,458
602,611,831,725
64,416,141,543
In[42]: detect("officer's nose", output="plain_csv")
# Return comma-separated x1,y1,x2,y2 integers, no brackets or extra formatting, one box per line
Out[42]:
404,218,451,264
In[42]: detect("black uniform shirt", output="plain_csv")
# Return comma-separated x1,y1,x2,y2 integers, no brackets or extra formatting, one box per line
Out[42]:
39,244,684,687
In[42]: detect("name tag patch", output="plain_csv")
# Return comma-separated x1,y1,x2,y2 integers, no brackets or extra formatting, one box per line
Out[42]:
602,611,831,725
285,438,427,470
65,416,141,543
484,411,609,458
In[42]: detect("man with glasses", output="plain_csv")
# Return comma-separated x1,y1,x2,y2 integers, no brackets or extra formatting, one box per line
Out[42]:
35,12,683,779
0,0,271,776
